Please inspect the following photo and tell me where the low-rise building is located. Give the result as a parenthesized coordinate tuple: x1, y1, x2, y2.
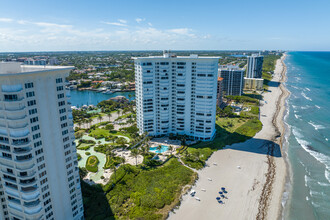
(244, 77, 264, 91)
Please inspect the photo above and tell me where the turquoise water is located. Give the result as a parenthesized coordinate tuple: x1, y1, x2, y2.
(283, 52, 330, 220)
(149, 145, 169, 153)
(69, 90, 135, 107)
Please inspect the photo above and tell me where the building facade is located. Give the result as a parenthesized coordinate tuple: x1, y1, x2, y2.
(217, 77, 223, 107)
(0, 63, 84, 220)
(246, 54, 264, 78)
(134, 52, 219, 141)
(244, 77, 264, 91)
(219, 65, 245, 96)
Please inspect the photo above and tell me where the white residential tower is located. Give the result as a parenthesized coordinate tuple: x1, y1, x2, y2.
(0, 63, 84, 220)
(134, 51, 219, 141)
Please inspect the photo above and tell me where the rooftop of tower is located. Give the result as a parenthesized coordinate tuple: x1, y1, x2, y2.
(132, 50, 220, 60)
(0, 62, 74, 76)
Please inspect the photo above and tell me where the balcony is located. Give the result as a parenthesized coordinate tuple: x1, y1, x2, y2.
(24, 205, 42, 215)
(1, 84, 23, 93)
(13, 147, 32, 155)
(21, 188, 40, 201)
(15, 154, 33, 162)
(3, 97, 24, 102)
(20, 177, 37, 186)
(12, 139, 30, 147)
(4, 106, 26, 112)
(6, 115, 27, 121)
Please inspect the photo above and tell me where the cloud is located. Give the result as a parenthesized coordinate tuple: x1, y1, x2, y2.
(118, 19, 127, 24)
(135, 18, 145, 23)
(0, 17, 214, 51)
(101, 21, 127, 27)
(34, 22, 72, 29)
(0, 18, 13, 22)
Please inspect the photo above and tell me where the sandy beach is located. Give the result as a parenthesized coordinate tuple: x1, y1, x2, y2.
(169, 55, 289, 220)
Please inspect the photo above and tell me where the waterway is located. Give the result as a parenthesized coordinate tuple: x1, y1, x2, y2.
(69, 90, 135, 107)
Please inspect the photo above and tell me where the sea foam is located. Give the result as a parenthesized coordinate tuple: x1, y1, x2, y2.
(308, 121, 325, 130)
(292, 128, 330, 183)
(301, 92, 312, 101)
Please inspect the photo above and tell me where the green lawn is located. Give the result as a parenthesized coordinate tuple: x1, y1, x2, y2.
(89, 128, 131, 141)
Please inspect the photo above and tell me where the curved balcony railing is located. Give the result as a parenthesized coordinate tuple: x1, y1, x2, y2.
(7, 115, 27, 121)
(5, 106, 26, 111)
(8, 123, 29, 130)
(19, 177, 37, 186)
(13, 147, 32, 155)
(3, 97, 25, 102)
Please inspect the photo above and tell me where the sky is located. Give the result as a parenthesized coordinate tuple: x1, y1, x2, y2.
(0, 0, 330, 52)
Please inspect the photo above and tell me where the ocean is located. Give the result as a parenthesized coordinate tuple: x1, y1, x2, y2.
(69, 90, 135, 107)
(282, 52, 330, 220)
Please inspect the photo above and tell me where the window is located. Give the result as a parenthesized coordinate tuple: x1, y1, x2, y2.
(27, 100, 36, 106)
(59, 108, 66, 114)
(25, 82, 34, 89)
(32, 125, 40, 132)
(56, 86, 63, 91)
(61, 123, 67, 128)
(30, 117, 39, 123)
(33, 133, 41, 140)
(35, 149, 43, 156)
(26, 91, 35, 98)
(62, 130, 68, 136)
(63, 136, 69, 143)
(34, 140, 42, 148)
(56, 78, 63, 83)
(4, 94, 18, 101)
(29, 108, 37, 115)
(57, 93, 64, 99)
(60, 115, 67, 121)
(58, 101, 65, 107)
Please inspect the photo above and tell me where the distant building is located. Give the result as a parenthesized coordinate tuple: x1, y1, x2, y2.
(246, 54, 264, 78)
(217, 77, 223, 106)
(244, 77, 264, 91)
(219, 65, 244, 96)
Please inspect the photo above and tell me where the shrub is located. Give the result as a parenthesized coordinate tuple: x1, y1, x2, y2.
(77, 153, 82, 161)
(86, 155, 99, 172)
(85, 152, 91, 156)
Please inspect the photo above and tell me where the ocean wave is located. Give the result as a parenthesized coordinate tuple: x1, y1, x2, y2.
(306, 196, 309, 201)
(292, 105, 297, 109)
(291, 85, 300, 90)
(308, 121, 325, 130)
(294, 114, 301, 119)
(295, 77, 301, 81)
(305, 88, 311, 91)
(301, 105, 311, 109)
(318, 181, 330, 186)
(292, 127, 330, 183)
(315, 105, 321, 109)
(301, 92, 312, 101)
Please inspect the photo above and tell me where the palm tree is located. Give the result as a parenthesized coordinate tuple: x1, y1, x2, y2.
(87, 118, 93, 129)
(157, 145, 162, 154)
(106, 112, 112, 122)
(131, 149, 139, 165)
(168, 145, 174, 156)
(97, 114, 102, 124)
(77, 120, 82, 129)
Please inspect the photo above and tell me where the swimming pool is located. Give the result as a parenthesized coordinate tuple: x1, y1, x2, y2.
(149, 145, 169, 153)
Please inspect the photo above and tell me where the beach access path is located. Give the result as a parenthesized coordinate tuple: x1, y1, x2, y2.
(169, 55, 288, 220)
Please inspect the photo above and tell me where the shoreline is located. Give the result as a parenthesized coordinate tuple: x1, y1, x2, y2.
(169, 54, 288, 220)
